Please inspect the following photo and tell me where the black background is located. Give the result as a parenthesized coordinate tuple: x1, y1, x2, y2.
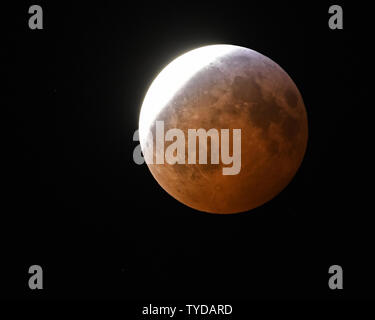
(3, 0, 372, 302)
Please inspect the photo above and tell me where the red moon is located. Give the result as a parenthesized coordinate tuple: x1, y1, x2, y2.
(139, 45, 308, 214)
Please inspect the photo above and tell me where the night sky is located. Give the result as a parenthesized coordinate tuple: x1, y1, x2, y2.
(3, 1, 373, 302)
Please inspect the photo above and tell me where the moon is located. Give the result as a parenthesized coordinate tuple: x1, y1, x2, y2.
(139, 44, 308, 214)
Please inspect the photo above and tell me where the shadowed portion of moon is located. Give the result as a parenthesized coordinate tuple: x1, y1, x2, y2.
(139, 45, 308, 214)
